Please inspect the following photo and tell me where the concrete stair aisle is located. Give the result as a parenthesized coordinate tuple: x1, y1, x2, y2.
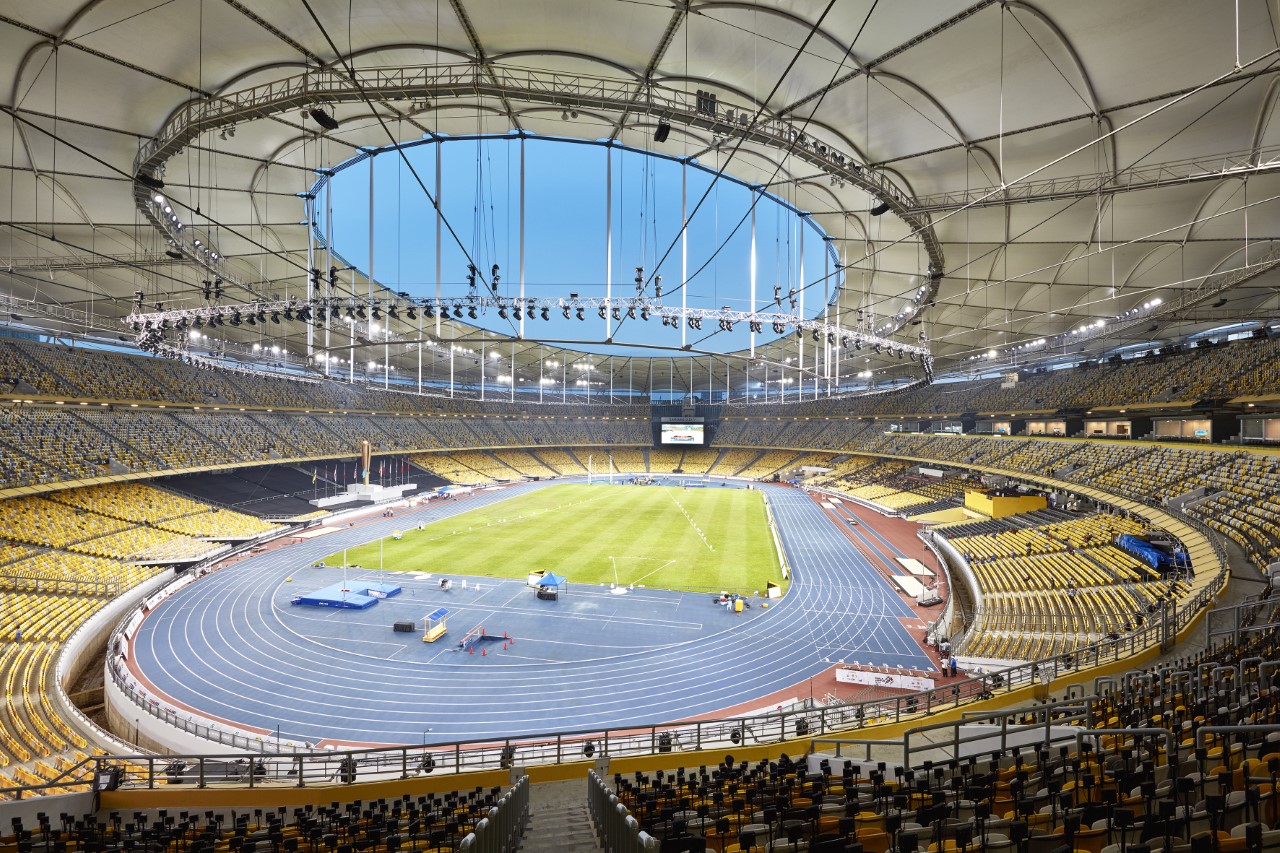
(519, 779, 601, 852)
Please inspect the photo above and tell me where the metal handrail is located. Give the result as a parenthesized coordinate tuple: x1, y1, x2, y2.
(588, 770, 659, 852)
(456, 775, 528, 853)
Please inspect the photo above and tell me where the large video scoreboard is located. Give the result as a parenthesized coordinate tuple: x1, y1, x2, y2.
(659, 423, 705, 445)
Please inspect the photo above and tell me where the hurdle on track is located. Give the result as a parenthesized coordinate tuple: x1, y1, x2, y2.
(458, 625, 511, 654)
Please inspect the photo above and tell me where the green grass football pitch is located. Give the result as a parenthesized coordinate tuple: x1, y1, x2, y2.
(327, 483, 784, 593)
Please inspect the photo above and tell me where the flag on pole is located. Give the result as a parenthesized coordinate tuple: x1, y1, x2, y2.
(311, 468, 317, 484)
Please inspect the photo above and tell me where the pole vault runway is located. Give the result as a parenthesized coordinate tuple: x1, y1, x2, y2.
(127, 481, 939, 746)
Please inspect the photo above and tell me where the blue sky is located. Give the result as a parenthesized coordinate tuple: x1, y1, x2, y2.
(318, 135, 839, 357)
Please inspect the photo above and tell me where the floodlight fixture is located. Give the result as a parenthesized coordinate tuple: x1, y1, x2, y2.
(308, 108, 340, 131)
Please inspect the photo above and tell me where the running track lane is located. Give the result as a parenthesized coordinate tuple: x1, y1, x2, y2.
(127, 482, 939, 745)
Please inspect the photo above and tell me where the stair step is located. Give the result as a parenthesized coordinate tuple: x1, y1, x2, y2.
(521, 804, 599, 852)
(517, 779, 602, 853)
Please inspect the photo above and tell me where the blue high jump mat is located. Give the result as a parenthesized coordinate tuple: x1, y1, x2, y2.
(291, 581, 402, 610)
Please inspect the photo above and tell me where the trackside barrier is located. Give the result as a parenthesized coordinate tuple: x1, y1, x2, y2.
(456, 774, 529, 853)
(760, 491, 790, 580)
(588, 770, 658, 852)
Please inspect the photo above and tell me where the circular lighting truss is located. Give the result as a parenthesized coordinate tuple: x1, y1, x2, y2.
(130, 63, 944, 394)
(126, 295, 933, 367)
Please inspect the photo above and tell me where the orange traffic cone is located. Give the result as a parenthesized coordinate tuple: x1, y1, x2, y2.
(469, 646, 474, 655)
(482, 648, 487, 656)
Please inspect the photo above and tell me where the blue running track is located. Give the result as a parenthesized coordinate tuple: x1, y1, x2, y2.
(129, 481, 938, 746)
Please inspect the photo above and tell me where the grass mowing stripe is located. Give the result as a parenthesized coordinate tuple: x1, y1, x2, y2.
(327, 484, 783, 593)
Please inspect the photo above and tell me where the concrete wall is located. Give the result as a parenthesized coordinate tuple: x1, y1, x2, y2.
(0, 792, 96, 828)
(54, 569, 176, 753)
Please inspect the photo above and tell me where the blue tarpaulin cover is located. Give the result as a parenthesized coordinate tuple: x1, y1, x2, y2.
(1116, 533, 1165, 570)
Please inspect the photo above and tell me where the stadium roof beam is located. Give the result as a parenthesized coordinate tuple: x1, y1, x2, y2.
(1, 253, 190, 272)
(907, 144, 1280, 213)
(779, 0, 998, 117)
(0, 293, 130, 338)
(987, 241, 1280, 357)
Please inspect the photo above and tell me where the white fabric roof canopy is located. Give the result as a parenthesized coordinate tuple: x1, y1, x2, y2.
(1, 0, 1279, 395)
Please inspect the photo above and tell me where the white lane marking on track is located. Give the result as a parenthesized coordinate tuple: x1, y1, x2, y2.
(132, 480, 938, 741)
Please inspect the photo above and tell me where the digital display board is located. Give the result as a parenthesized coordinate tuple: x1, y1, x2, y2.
(660, 424, 705, 445)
